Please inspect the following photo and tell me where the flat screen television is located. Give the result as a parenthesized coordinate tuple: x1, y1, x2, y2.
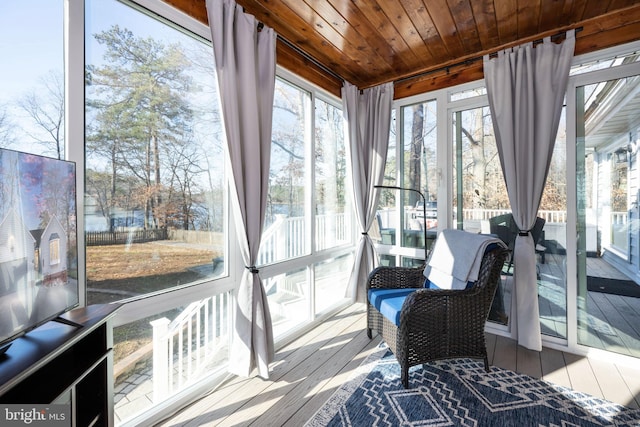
(0, 148, 79, 354)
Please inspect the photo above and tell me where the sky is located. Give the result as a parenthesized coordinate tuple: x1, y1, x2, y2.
(0, 0, 213, 157)
(0, 2, 62, 100)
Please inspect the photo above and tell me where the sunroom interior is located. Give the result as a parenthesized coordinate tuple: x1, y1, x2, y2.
(1, 0, 640, 426)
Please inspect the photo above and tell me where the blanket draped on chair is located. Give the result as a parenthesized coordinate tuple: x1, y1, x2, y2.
(423, 229, 504, 290)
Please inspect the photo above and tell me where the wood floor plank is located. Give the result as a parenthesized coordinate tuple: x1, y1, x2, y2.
(609, 294, 640, 339)
(157, 305, 365, 426)
(588, 357, 638, 407)
(282, 338, 383, 427)
(616, 363, 640, 409)
(563, 352, 604, 399)
(492, 334, 517, 372)
(263, 333, 378, 427)
(590, 292, 640, 357)
(582, 294, 617, 350)
(540, 347, 571, 389)
(516, 346, 542, 379)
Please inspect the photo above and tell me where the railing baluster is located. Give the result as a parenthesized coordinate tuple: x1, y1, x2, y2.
(151, 318, 170, 402)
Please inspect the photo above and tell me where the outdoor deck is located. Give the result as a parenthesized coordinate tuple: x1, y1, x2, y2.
(537, 253, 640, 358)
(155, 303, 640, 427)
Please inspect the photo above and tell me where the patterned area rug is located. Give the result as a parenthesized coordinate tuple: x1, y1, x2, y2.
(305, 344, 640, 427)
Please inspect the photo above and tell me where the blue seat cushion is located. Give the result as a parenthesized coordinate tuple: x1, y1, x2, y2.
(368, 288, 417, 326)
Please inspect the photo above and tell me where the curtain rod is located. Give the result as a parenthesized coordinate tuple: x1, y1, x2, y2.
(395, 26, 583, 85)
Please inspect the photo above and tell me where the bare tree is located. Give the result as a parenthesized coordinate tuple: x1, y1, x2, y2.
(18, 71, 65, 159)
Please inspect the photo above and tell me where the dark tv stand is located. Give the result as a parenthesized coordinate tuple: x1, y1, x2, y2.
(0, 304, 121, 427)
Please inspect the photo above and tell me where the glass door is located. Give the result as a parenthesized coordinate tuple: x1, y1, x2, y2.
(451, 100, 568, 333)
(451, 103, 512, 324)
(576, 73, 640, 357)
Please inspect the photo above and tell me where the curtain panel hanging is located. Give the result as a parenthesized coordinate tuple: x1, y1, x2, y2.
(343, 82, 394, 303)
(484, 30, 575, 351)
(207, 0, 276, 378)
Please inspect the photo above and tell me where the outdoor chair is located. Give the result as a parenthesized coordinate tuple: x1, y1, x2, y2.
(489, 214, 546, 272)
(366, 230, 509, 388)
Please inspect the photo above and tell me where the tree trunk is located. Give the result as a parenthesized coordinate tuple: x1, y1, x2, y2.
(409, 105, 424, 207)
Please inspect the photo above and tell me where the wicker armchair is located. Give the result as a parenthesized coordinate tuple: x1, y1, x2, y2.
(366, 246, 509, 388)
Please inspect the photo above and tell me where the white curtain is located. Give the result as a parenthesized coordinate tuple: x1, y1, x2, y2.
(207, 0, 276, 378)
(484, 30, 575, 351)
(343, 81, 394, 303)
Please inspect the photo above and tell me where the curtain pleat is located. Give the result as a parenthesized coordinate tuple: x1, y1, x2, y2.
(207, 0, 276, 378)
(484, 30, 575, 351)
(342, 82, 394, 303)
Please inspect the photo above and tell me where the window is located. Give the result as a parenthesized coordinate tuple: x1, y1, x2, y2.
(0, 0, 64, 158)
(452, 105, 506, 232)
(49, 235, 60, 265)
(314, 98, 348, 252)
(401, 100, 437, 258)
(260, 78, 311, 265)
(85, 1, 228, 423)
(576, 72, 640, 356)
(376, 101, 437, 267)
(314, 253, 353, 315)
(85, 0, 226, 306)
(259, 75, 352, 340)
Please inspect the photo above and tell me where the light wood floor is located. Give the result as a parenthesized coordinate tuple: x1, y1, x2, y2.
(155, 303, 640, 427)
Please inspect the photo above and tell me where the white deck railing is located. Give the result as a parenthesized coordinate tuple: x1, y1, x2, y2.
(258, 213, 348, 265)
(460, 208, 568, 223)
(150, 290, 231, 402)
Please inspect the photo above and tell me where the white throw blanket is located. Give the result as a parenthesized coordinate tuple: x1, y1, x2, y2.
(423, 229, 505, 290)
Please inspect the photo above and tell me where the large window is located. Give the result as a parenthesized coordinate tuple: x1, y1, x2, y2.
(451, 104, 506, 232)
(377, 100, 437, 266)
(85, 0, 226, 306)
(450, 99, 512, 325)
(260, 76, 352, 340)
(85, 1, 228, 423)
(260, 78, 311, 265)
(576, 69, 640, 357)
(314, 97, 348, 252)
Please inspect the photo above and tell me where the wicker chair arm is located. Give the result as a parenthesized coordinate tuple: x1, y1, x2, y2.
(400, 287, 482, 319)
(366, 265, 426, 291)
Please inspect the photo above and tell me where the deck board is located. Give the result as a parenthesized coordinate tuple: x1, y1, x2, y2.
(155, 304, 640, 426)
(562, 352, 604, 400)
(588, 357, 638, 408)
(616, 363, 640, 409)
(537, 253, 640, 358)
(540, 347, 571, 388)
(516, 346, 543, 378)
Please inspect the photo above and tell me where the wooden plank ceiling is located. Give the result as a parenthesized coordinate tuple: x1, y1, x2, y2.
(165, 0, 640, 98)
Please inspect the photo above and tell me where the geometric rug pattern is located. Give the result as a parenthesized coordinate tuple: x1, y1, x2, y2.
(305, 344, 640, 427)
